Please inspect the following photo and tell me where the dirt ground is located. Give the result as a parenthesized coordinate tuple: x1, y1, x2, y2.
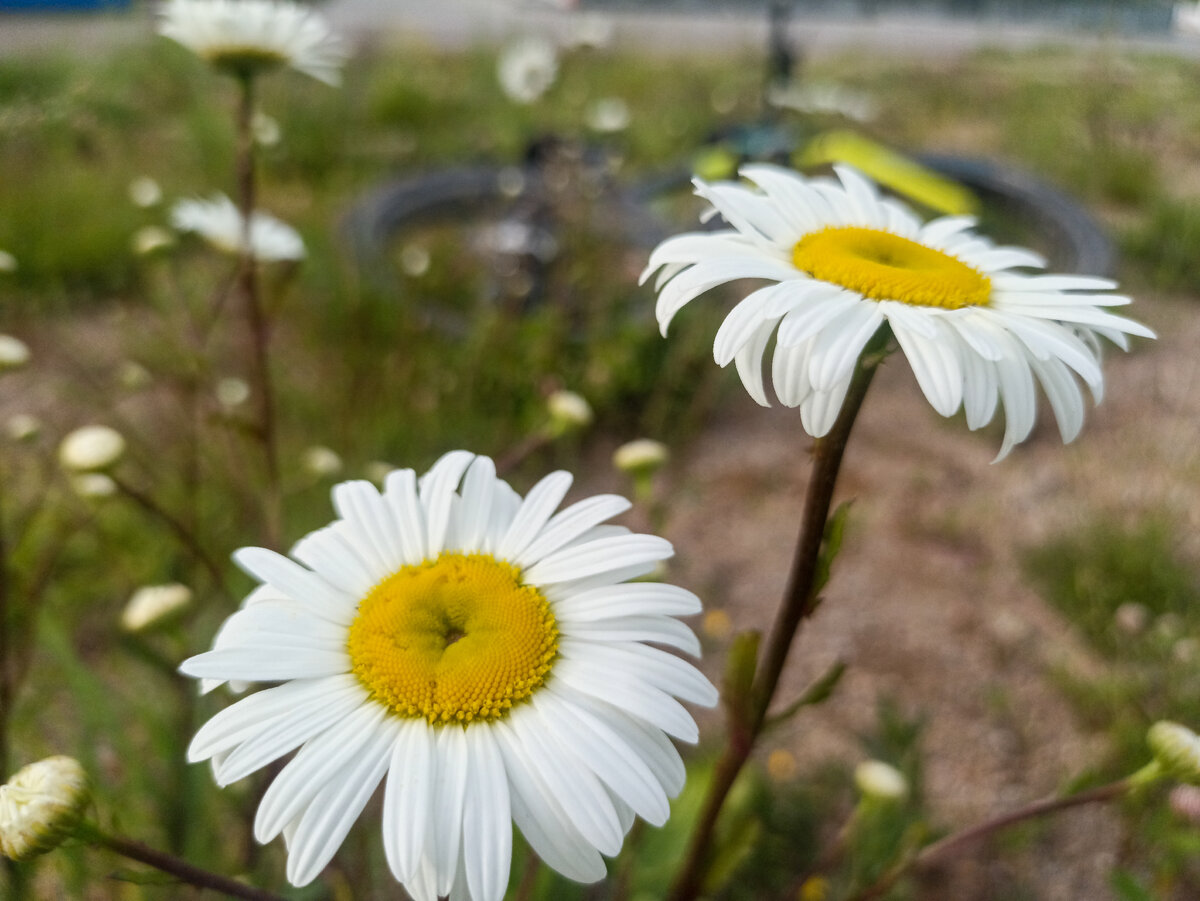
(655, 292, 1200, 899)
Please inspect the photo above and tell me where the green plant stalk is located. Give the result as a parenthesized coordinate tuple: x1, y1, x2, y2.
(667, 356, 880, 901)
(0, 468, 11, 781)
(846, 777, 1133, 901)
(235, 73, 282, 551)
(79, 822, 286, 901)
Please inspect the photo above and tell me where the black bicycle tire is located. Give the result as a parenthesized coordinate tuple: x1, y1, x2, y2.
(913, 153, 1116, 278)
(628, 155, 1115, 277)
(341, 162, 667, 333)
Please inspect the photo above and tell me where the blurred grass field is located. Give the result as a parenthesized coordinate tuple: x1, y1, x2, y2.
(1, 31, 1199, 900)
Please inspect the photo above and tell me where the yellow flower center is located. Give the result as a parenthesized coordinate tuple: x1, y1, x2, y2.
(347, 553, 558, 725)
(791, 226, 992, 310)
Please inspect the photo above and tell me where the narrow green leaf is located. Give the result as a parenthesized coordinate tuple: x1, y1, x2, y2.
(814, 501, 853, 596)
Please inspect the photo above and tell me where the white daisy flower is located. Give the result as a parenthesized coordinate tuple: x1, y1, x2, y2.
(181, 451, 716, 899)
(497, 37, 559, 105)
(158, 0, 346, 86)
(642, 165, 1155, 460)
(172, 194, 305, 263)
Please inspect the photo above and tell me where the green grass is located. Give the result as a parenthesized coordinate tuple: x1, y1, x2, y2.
(1, 32, 1198, 900)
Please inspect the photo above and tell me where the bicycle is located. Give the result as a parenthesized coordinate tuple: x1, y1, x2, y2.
(341, 1, 1115, 331)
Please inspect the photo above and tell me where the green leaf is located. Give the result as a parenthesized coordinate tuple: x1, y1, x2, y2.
(763, 659, 847, 733)
(1109, 868, 1160, 901)
(814, 502, 853, 596)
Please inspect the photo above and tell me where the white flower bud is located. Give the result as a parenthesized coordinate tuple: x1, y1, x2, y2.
(216, 377, 251, 409)
(302, 446, 342, 478)
(854, 760, 909, 803)
(613, 438, 668, 477)
(0, 250, 16, 273)
(71, 474, 117, 499)
(251, 111, 282, 147)
(1148, 721, 1200, 785)
(547, 390, 593, 434)
(5, 414, 41, 443)
(132, 226, 175, 257)
(122, 583, 193, 633)
(58, 426, 125, 472)
(128, 176, 163, 208)
(0, 335, 31, 372)
(586, 97, 631, 134)
(0, 756, 90, 861)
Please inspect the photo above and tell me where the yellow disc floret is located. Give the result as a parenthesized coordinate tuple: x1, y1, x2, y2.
(347, 553, 558, 725)
(792, 226, 992, 310)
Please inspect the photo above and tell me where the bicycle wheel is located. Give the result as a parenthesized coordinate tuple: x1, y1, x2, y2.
(341, 143, 664, 339)
(629, 153, 1115, 278)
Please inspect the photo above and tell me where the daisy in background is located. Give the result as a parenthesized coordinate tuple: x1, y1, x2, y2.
(497, 36, 559, 104)
(642, 164, 1154, 460)
(181, 451, 716, 901)
(172, 194, 305, 263)
(158, 0, 346, 86)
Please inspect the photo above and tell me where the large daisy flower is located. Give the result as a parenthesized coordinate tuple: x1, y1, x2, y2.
(181, 451, 716, 900)
(642, 165, 1154, 460)
(158, 0, 346, 86)
(171, 194, 305, 263)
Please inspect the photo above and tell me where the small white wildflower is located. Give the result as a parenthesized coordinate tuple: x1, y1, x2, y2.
(302, 445, 342, 478)
(399, 244, 431, 277)
(0, 251, 16, 273)
(158, 0, 347, 86)
(5, 414, 41, 443)
(497, 37, 558, 104)
(132, 226, 175, 257)
(252, 110, 282, 147)
(0, 757, 90, 862)
(0, 335, 31, 372)
(122, 583, 193, 633)
(585, 97, 630, 133)
(128, 176, 163, 208)
(613, 438, 669, 477)
(172, 194, 305, 263)
(215, 376, 251, 409)
(854, 760, 909, 802)
(71, 474, 118, 499)
(58, 425, 126, 472)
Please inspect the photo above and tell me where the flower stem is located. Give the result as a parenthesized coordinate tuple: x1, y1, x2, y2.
(235, 74, 282, 550)
(80, 823, 286, 901)
(667, 358, 880, 901)
(846, 778, 1131, 901)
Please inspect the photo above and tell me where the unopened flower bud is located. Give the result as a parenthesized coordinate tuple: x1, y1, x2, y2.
(132, 226, 175, 257)
(1148, 721, 1200, 785)
(122, 583, 193, 633)
(215, 376, 251, 409)
(6, 414, 41, 443)
(59, 426, 125, 472)
(0, 756, 90, 861)
(128, 176, 163, 208)
(0, 335, 31, 372)
(251, 111, 282, 147)
(854, 760, 909, 803)
(0, 250, 16, 273)
(71, 473, 117, 499)
(302, 445, 343, 478)
(613, 438, 668, 478)
(547, 390, 593, 435)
